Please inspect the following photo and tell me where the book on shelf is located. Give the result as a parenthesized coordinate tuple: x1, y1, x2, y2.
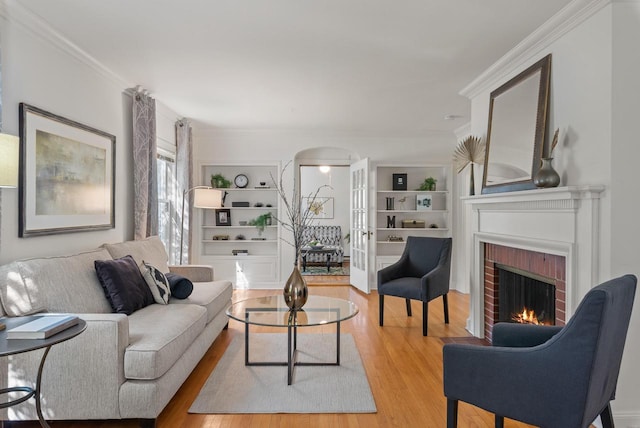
(6, 315, 79, 340)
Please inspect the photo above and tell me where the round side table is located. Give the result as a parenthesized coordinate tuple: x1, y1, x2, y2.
(0, 316, 87, 428)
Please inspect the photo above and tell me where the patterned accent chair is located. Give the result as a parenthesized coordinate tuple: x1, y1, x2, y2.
(300, 225, 345, 265)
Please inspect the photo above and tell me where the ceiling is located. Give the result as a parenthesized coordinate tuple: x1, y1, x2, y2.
(17, 0, 572, 135)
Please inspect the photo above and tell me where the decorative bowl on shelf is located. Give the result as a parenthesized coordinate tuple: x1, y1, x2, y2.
(310, 245, 324, 250)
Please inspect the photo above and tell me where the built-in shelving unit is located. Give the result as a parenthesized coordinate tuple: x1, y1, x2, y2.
(193, 163, 280, 288)
(375, 165, 452, 270)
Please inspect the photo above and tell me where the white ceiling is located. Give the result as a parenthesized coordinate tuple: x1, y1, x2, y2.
(17, 0, 572, 135)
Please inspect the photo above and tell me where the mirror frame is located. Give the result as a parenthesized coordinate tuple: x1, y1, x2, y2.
(481, 54, 551, 194)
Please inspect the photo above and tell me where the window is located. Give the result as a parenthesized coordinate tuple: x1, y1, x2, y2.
(157, 150, 179, 264)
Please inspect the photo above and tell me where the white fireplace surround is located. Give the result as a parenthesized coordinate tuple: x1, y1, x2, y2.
(463, 186, 605, 338)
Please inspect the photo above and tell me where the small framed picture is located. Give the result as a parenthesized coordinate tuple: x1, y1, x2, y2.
(215, 209, 231, 226)
(416, 194, 433, 211)
(392, 173, 408, 191)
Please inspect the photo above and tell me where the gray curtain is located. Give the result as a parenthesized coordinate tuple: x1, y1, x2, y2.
(175, 118, 193, 263)
(132, 90, 158, 240)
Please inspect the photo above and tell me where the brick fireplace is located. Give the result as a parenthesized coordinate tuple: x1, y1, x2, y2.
(483, 243, 566, 341)
(463, 186, 604, 339)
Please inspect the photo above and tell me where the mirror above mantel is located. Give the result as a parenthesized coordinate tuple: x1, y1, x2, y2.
(481, 54, 551, 194)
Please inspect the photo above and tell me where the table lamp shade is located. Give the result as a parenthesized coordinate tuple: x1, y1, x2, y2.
(193, 188, 222, 208)
(0, 133, 19, 188)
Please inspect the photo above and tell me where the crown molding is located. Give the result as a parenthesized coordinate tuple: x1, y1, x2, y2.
(459, 0, 611, 99)
(0, 0, 132, 90)
(453, 122, 472, 141)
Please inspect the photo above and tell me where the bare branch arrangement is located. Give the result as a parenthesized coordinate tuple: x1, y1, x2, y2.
(269, 162, 330, 263)
(548, 128, 560, 158)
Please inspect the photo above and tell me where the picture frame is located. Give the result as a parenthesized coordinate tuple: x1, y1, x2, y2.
(392, 173, 407, 190)
(416, 194, 433, 211)
(18, 103, 116, 237)
(303, 197, 334, 219)
(215, 208, 231, 226)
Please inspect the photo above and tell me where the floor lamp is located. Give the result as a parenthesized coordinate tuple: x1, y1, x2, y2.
(179, 186, 222, 264)
(0, 133, 19, 330)
(0, 133, 19, 189)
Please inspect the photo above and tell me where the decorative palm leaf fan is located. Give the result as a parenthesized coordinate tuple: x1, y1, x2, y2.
(453, 136, 485, 195)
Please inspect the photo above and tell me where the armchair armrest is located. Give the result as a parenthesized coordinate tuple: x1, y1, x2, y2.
(421, 262, 450, 300)
(492, 322, 563, 347)
(377, 255, 409, 285)
(168, 264, 214, 282)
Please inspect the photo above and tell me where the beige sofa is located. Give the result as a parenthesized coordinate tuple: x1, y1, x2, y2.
(0, 236, 232, 427)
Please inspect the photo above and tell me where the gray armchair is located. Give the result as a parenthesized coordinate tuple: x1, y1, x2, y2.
(377, 236, 452, 336)
(443, 274, 637, 428)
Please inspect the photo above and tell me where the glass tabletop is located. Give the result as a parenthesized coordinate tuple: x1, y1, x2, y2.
(226, 295, 359, 327)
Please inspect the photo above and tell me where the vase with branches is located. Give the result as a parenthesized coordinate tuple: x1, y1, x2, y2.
(269, 162, 330, 310)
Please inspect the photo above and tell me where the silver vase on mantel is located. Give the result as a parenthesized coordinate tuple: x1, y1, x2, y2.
(534, 157, 560, 188)
(283, 264, 308, 310)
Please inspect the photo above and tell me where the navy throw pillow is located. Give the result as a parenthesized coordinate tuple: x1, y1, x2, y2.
(95, 255, 155, 315)
(165, 273, 194, 299)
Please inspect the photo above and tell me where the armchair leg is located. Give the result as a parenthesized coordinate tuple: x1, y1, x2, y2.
(406, 298, 412, 316)
(600, 403, 615, 428)
(422, 301, 428, 336)
(379, 295, 384, 327)
(443, 293, 450, 324)
(495, 415, 504, 428)
(447, 399, 458, 428)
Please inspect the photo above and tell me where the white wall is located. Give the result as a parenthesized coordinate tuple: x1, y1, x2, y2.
(463, 1, 640, 423)
(0, 12, 132, 263)
(609, 0, 640, 423)
(0, 11, 182, 265)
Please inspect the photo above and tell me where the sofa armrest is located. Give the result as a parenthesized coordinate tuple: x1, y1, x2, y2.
(168, 264, 214, 282)
(7, 313, 129, 420)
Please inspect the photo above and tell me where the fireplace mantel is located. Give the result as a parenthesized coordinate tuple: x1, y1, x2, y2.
(463, 185, 605, 337)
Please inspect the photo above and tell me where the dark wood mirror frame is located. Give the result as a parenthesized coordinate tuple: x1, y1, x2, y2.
(481, 54, 551, 194)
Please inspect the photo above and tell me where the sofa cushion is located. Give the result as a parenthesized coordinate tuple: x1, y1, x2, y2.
(95, 256, 155, 315)
(0, 248, 114, 316)
(102, 236, 170, 274)
(170, 280, 233, 323)
(141, 262, 171, 304)
(124, 303, 207, 380)
(165, 273, 193, 299)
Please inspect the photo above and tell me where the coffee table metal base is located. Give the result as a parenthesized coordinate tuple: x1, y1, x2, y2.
(244, 308, 341, 385)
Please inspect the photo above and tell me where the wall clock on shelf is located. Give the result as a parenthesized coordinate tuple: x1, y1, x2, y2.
(234, 174, 249, 188)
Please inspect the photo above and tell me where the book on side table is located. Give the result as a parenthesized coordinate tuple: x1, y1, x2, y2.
(6, 315, 79, 340)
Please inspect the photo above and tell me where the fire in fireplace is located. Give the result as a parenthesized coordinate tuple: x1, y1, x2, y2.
(497, 265, 556, 326)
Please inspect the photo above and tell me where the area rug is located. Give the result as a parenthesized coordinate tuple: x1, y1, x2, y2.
(301, 265, 350, 276)
(189, 333, 376, 414)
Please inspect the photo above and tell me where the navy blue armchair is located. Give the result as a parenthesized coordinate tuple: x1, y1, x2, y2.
(378, 236, 452, 336)
(443, 274, 637, 428)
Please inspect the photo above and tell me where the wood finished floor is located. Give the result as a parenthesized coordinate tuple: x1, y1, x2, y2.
(12, 280, 542, 428)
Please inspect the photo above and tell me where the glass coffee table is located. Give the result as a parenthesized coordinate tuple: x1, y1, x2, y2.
(226, 295, 358, 385)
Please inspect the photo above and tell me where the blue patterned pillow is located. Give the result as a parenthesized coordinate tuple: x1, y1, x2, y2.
(141, 261, 171, 304)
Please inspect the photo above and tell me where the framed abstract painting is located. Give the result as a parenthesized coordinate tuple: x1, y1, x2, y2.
(18, 103, 116, 237)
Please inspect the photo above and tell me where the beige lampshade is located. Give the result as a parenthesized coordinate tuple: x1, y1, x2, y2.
(0, 133, 19, 188)
(193, 188, 222, 208)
